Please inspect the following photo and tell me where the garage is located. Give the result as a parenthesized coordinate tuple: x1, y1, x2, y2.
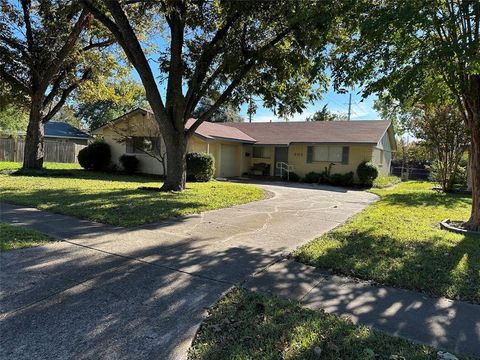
(220, 144, 238, 177)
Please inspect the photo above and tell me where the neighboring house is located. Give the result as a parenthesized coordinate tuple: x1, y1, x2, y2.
(93, 108, 396, 180)
(0, 122, 91, 163)
(43, 122, 91, 145)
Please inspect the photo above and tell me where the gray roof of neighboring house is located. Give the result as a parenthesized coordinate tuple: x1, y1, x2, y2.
(44, 122, 90, 139)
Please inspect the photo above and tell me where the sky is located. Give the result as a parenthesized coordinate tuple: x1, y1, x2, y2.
(238, 87, 380, 122)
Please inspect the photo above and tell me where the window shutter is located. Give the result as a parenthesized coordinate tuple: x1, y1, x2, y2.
(307, 146, 313, 163)
(342, 146, 349, 164)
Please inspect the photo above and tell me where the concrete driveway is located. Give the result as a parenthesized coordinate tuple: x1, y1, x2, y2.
(0, 182, 377, 360)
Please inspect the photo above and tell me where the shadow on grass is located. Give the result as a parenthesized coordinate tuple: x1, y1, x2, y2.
(190, 288, 438, 360)
(297, 226, 480, 303)
(380, 191, 472, 209)
(1, 187, 204, 226)
(8, 168, 164, 184)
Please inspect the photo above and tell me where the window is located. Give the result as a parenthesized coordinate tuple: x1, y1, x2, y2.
(126, 137, 161, 155)
(307, 145, 349, 164)
(252, 146, 270, 159)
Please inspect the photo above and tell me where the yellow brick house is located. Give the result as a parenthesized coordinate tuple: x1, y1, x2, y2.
(93, 108, 396, 180)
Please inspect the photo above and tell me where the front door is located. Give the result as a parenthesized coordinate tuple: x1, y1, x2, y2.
(220, 144, 237, 177)
(274, 146, 288, 176)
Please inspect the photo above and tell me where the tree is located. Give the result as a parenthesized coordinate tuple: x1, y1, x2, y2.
(0, 0, 114, 169)
(332, 0, 480, 230)
(76, 78, 148, 130)
(80, 0, 342, 191)
(0, 104, 29, 135)
(192, 98, 243, 123)
(413, 105, 469, 191)
(306, 104, 347, 121)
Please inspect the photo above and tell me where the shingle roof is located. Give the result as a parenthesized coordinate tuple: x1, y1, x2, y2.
(45, 122, 90, 139)
(93, 108, 392, 146)
(185, 118, 256, 143)
(224, 120, 392, 145)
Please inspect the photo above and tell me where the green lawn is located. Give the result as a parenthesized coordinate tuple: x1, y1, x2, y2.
(0, 223, 53, 252)
(372, 175, 402, 189)
(188, 288, 443, 360)
(0, 162, 264, 226)
(295, 181, 480, 303)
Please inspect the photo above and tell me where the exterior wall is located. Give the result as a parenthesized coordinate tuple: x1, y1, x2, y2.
(101, 112, 167, 175)
(249, 145, 275, 176)
(372, 132, 393, 176)
(101, 113, 246, 177)
(99, 112, 394, 179)
(46, 137, 89, 146)
(287, 143, 374, 180)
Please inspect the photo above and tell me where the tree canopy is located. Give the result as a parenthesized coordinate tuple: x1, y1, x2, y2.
(81, 0, 343, 190)
(332, 0, 480, 230)
(76, 78, 148, 130)
(0, 0, 118, 168)
(306, 105, 347, 121)
(192, 98, 244, 123)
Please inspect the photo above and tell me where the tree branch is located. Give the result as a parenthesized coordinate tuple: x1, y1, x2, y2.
(184, 12, 241, 117)
(41, 10, 91, 90)
(81, 0, 167, 122)
(186, 25, 294, 137)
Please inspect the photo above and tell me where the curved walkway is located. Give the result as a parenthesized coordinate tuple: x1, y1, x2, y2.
(3, 183, 476, 359)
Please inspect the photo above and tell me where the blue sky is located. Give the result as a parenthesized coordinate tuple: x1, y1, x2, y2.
(238, 87, 380, 122)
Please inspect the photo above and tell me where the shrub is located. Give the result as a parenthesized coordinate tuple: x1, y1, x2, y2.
(303, 171, 321, 183)
(120, 155, 140, 174)
(282, 171, 300, 182)
(186, 152, 215, 182)
(328, 172, 354, 187)
(357, 161, 378, 186)
(78, 142, 111, 171)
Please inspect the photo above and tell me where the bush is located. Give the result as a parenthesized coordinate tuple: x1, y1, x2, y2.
(78, 142, 111, 171)
(282, 171, 300, 182)
(328, 172, 354, 187)
(120, 155, 140, 174)
(186, 152, 215, 182)
(303, 171, 321, 183)
(357, 161, 379, 186)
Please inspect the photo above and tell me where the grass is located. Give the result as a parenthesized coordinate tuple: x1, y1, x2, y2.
(188, 288, 444, 360)
(0, 223, 52, 252)
(295, 181, 480, 303)
(0, 162, 264, 227)
(372, 175, 402, 189)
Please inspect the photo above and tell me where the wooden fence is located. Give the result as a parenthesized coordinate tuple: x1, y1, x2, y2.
(0, 138, 85, 163)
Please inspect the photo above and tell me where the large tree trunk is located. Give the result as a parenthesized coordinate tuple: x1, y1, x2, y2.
(465, 120, 480, 231)
(161, 131, 187, 191)
(22, 99, 45, 170)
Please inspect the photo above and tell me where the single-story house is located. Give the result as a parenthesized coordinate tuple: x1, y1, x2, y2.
(43, 122, 91, 145)
(0, 122, 91, 163)
(93, 108, 396, 180)
(0, 121, 91, 145)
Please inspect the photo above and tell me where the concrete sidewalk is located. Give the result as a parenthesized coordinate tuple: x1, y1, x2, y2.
(245, 259, 480, 358)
